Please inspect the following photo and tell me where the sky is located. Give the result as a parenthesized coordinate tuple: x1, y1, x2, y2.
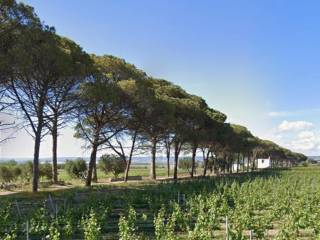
(2, 0, 320, 158)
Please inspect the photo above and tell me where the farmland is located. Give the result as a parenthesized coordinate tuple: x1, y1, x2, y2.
(1, 166, 320, 239)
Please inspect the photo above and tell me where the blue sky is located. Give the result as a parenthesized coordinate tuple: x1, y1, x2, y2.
(2, 0, 320, 157)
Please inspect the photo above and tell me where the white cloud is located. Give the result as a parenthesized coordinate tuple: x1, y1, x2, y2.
(298, 131, 315, 139)
(278, 120, 313, 132)
(268, 108, 320, 118)
(290, 130, 320, 151)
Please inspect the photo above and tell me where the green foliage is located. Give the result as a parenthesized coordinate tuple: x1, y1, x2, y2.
(119, 207, 138, 240)
(154, 206, 177, 240)
(20, 161, 33, 182)
(0, 168, 320, 239)
(154, 207, 166, 240)
(0, 166, 14, 183)
(40, 162, 52, 180)
(178, 157, 198, 174)
(65, 159, 87, 179)
(29, 207, 50, 236)
(82, 210, 101, 240)
(2, 229, 17, 240)
(98, 154, 126, 178)
(47, 222, 60, 240)
(0, 161, 22, 183)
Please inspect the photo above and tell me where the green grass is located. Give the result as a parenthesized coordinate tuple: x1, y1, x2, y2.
(0, 165, 199, 195)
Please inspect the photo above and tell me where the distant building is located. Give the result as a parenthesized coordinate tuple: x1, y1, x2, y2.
(232, 163, 238, 172)
(257, 157, 271, 169)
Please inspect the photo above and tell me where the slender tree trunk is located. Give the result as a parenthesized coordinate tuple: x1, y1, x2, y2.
(251, 154, 255, 171)
(237, 152, 240, 173)
(227, 156, 232, 173)
(51, 115, 58, 184)
(203, 149, 207, 176)
(173, 141, 181, 181)
(150, 138, 157, 180)
(191, 144, 197, 178)
(32, 128, 42, 192)
(92, 160, 98, 183)
(247, 153, 250, 172)
(32, 102, 45, 192)
(223, 155, 227, 173)
(166, 146, 170, 177)
(124, 159, 131, 182)
(124, 132, 137, 182)
(86, 143, 98, 187)
(203, 150, 210, 176)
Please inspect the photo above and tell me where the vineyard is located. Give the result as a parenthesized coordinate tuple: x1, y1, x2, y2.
(1, 167, 320, 240)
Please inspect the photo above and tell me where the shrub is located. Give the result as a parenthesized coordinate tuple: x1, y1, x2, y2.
(20, 161, 33, 182)
(11, 166, 22, 181)
(0, 166, 14, 183)
(1, 160, 18, 167)
(0, 160, 20, 182)
(178, 157, 198, 175)
(98, 154, 126, 178)
(65, 159, 87, 179)
(40, 162, 53, 180)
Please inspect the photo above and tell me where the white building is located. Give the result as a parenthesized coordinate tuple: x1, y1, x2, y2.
(257, 157, 271, 169)
(232, 163, 238, 172)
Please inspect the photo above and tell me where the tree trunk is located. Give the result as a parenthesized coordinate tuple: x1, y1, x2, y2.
(173, 141, 181, 181)
(203, 150, 210, 177)
(191, 144, 197, 178)
(227, 156, 232, 173)
(166, 145, 170, 178)
(202, 149, 207, 177)
(86, 143, 98, 187)
(32, 96, 46, 192)
(150, 138, 157, 180)
(92, 160, 98, 183)
(124, 132, 137, 182)
(124, 158, 131, 182)
(32, 129, 42, 192)
(223, 155, 227, 173)
(251, 154, 255, 171)
(237, 152, 240, 173)
(51, 116, 58, 184)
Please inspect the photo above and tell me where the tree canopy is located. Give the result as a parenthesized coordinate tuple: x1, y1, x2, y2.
(0, 0, 308, 191)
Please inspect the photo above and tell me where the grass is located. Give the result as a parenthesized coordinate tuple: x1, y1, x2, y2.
(0, 164, 201, 197)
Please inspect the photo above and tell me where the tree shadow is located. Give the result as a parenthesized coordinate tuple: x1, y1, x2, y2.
(0, 168, 284, 204)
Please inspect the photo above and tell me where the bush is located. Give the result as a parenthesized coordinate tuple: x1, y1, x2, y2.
(11, 166, 22, 181)
(0, 166, 14, 183)
(98, 154, 126, 178)
(65, 159, 87, 179)
(20, 161, 33, 182)
(0, 162, 22, 183)
(40, 162, 52, 180)
(178, 157, 198, 175)
(1, 160, 18, 167)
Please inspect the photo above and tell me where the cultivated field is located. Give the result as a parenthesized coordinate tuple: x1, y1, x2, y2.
(1, 166, 320, 239)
